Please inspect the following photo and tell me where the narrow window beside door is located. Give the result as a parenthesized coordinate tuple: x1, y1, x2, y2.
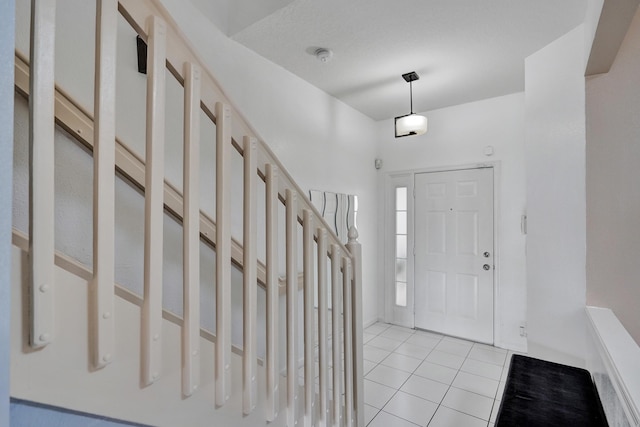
(395, 187, 408, 307)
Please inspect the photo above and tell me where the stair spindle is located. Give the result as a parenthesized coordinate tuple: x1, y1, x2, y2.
(286, 189, 299, 427)
(331, 244, 342, 427)
(265, 163, 280, 422)
(303, 209, 315, 427)
(141, 14, 167, 387)
(28, 0, 56, 350)
(215, 101, 232, 406)
(182, 61, 201, 397)
(243, 136, 258, 414)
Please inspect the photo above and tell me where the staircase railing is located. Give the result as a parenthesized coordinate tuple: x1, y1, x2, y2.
(16, 0, 364, 425)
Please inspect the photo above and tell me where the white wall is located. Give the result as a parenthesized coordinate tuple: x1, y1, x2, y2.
(376, 92, 528, 351)
(524, 25, 588, 366)
(586, 5, 640, 345)
(1, 0, 15, 423)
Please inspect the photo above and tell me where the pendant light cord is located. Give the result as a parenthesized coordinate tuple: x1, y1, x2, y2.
(409, 80, 414, 114)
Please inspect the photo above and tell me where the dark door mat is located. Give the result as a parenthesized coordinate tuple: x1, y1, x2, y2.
(495, 355, 608, 427)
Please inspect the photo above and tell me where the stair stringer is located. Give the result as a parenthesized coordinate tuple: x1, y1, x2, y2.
(9, 243, 300, 427)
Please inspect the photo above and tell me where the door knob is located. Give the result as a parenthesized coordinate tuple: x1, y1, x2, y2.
(483, 252, 490, 258)
(483, 264, 491, 271)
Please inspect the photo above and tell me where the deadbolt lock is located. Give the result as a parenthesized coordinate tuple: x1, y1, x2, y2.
(483, 252, 490, 258)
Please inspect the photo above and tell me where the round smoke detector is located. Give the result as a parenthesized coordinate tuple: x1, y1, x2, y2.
(315, 48, 333, 63)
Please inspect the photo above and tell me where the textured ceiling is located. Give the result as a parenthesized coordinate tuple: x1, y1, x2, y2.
(193, 0, 587, 121)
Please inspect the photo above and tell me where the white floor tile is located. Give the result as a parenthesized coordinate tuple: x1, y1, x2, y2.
(395, 342, 434, 360)
(364, 345, 392, 363)
(381, 328, 414, 342)
(460, 358, 503, 381)
(500, 364, 510, 381)
(452, 371, 499, 398)
(366, 364, 412, 389)
(369, 410, 421, 427)
(435, 339, 473, 358)
(472, 342, 508, 354)
(428, 406, 487, 427)
(363, 323, 509, 427)
(468, 347, 507, 367)
(363, 332, 377, 344)
(495, 381, 506, 401)
(363, 359, 377, 376)
(364, 404, 380, 426)
(366, 323, 391, 335)
(400, 374, 449, 404)
(381, 353, 423, 373)
(441, 387, 493, 420)
(442, 336, 475, 346)
(407, 334, 441, 349)
(383, 391, 438, 426)
(490, 401, 500, 423)
(364, 379, 396, 409)
(414, 360, 458, 385)
(426, 350, 466, 370)
(368, 336, 404, 352)
(414, 330, 444, 340)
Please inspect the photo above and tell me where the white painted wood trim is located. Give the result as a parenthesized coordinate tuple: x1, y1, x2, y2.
(342, 257, 354, 427)
(302, 209, 315, 427)
(317, 229, 329, 427)
(182, 61, 201, 397)
(587, 307, 640, 426)
(215, 102, 232, 406)
(28, 0, 56, 349)
(285, 189, 299, 427)
(330, 244, 342, 427)
(92, 0, 118, 370)
(243, 136, 258, 414)
(265, 163, 280, 422)
(141, 14, 167, 387)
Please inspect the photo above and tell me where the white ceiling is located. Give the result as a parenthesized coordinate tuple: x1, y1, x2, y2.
(190, 0, 587, 121)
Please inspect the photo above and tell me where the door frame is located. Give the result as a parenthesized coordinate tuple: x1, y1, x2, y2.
(384, 162, 502, 345)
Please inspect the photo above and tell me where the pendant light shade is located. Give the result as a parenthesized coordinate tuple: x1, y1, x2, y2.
(394, 71, 428, 138)
(395, 113, 428, 137)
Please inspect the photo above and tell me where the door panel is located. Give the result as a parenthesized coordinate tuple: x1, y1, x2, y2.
(414, 168, 494, 343)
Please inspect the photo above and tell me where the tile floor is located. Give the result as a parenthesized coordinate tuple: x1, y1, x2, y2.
(363, 322, 517, 427)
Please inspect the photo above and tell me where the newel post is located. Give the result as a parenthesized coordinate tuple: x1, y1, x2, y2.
(346, 226, 364, 427)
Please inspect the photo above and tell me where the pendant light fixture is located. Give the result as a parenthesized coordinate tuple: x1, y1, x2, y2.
(394, 71, 428, 138)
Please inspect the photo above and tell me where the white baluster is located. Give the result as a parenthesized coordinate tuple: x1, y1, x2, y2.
(346, 227, 364, 427)
(342, 257, 354, 427)
(141, 15, 166, 386)
(93, 0, 118, 369)
(215, 102, 232, 406)
(182, 62, 201, 397)
(331, 244, 342, 427)
(317, 229, 329, 427)
(286, 189, 298, 427)
(265, 163, 280, 421)
(29, 0, 56, 349)
(302, 210, 315, 427)
(243, 136, 258, 414)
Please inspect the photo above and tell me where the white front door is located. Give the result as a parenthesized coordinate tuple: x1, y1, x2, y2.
(414, 168, 494, 343)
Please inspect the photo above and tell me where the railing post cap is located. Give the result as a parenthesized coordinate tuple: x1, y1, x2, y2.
(348, 226, 359, 243)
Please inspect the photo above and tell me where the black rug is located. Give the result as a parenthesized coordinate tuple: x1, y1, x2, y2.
(495, 355, 608, 427)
